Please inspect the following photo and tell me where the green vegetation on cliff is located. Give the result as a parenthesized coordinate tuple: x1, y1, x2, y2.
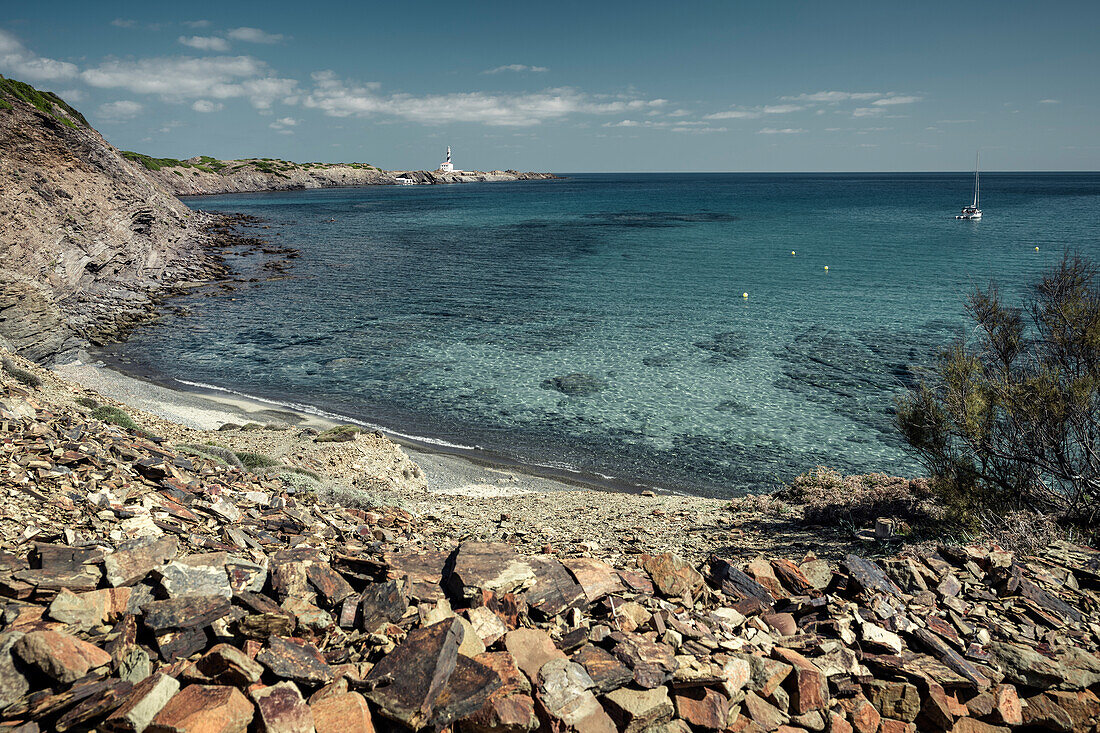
(0, 75, 88, 127)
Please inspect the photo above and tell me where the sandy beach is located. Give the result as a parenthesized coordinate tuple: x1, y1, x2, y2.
(46, 355, 853, 564)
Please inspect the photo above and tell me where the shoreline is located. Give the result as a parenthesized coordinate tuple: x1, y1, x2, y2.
(87, 351, 670, 498)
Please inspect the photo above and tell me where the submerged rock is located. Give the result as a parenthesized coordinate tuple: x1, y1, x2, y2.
(541, 373, 608, 396)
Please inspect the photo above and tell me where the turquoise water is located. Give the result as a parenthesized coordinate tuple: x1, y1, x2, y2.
(110, 173, 1100, 496)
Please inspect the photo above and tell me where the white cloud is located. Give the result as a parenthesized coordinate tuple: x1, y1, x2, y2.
(269, 116, 298, 134)
(937, 119, 975, 124)
(852, 107, 886, 118)
(705, 103, 802, 120)
(667, 108, 692, 117)
(191, 99, 223, 112)
(483, 64, 549, 74)
(183, 20, 211, 29)
(872, 95, 921, 106)
(1039, 98, 1060, 104)
(178, 35, 230, 52)
(603, 119, 726, 133)
(758, 127, 806, 134)
(111, 18, 138, 28)
(227, 27, 284, 44)
(0, 28, 78, 81)
(58, 89, 85, 102)
(782, 91, 881, 103)
(303, 74, 667, 126)
(81, 55, 298, 109)
(96, 100, 143, 121)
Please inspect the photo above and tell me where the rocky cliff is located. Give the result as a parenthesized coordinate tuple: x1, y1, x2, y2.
(0, 77, 224, 361)
(133, 154, 557, 196)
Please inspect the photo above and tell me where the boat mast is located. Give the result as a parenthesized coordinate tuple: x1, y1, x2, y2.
(973, 151, 980, 208)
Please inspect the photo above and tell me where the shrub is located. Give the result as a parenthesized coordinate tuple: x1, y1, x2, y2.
(778, 466, 932, 525)
(314, 424, 365, 443)
(897, 254, 1100, 527)
(2, 358, 41, 388)
(235, 451, 280, 470)
(178, 443, 244, 469)
(75, 396, 99, 408)
(0, 76, 88, 126)
(91, 405, 138, 431)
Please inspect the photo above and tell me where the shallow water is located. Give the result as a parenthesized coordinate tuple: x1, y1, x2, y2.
(109, 173, 1100, 496)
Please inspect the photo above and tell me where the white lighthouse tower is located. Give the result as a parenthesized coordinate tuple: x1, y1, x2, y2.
(438, 146, 454, 172)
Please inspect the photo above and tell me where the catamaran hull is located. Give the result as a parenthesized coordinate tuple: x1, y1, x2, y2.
(955, 212, 982, 220)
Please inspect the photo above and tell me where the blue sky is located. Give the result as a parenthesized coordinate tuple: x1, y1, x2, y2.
(2, 1, 1097, 171)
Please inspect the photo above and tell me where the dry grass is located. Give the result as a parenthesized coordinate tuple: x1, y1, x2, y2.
(777, 466, 935, 525)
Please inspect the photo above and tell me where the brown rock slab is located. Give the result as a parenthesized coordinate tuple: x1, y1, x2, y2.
(561, 557, 625, 602)
(466, 651, 539, 733)
(47, 587, 110, 629)
(525, 556, 586, 618)
(641, 553, 704, 598)
(864, 680, 919, 723)
(253, 682, 314, 733)
(772, 647, 827, 715)
(572, 644, 633, 694)
(195, 644, 264, 686)
(0, 632, 30, 709)
(105, 536, 179, 587)
(674, 687, 729, 730)
(990, 684, 1022, 726)
(1020, 693, 1074, 732)
(447, 542, 537, 600)
(13, 628, 112, 683)
(504, 627, 567, 682)
(467, 605, 509, 646)
(535, 658, 616, 733)
(386, 550, 449, 602)
(603, 685, 675, 733)
(611, 633, 677, 689)
(257, 636, 334, 687)
(103, 671, 181, 733)
(842, 554, 902, 597)
(305, 562, 356, 608)
(710, 558, 775, 604)
(358, 580, 408, 633)
(743, 690, 789, 731)
(147, 684, 254, 733)
(311, 692, 375, 733)
(950, 719, 1010, 733)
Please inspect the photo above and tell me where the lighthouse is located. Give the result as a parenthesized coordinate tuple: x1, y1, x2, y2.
(438, 146, 454, 172)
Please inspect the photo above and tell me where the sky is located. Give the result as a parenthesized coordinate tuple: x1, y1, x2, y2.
(2, 1, 1097, 172)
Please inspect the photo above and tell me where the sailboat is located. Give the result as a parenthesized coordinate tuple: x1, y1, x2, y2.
(955, 152, 982, 220)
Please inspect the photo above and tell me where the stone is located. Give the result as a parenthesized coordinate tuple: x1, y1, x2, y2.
(0, 632, 30, 709)
(306, 562, 356, 608)
(1046, 690, 1100, 731)
(103, 671, 181, 733)
(864, 680, 919, 723)
(467, 605, 509, 646)
(842, 555, 902, 597)
(457, 615, 487, 657)
(674, 687, 729, 730)
(736, 654, 792, 697)
(253, 682, 314, 733)
(711, 559, 776, 604)
(770, 559, 815, 595)
(13, 628, 112, 683)
(772, 647, 828, 715)
(386, 550, 449, 602)
(641, 553, 704, 597)
(949, 720, 1009, 733)
(535, 658, 616, 733)
(562, 557, 626, 602)
(745, 557, 788, 599)
(504, 627, 567, 681)
(611, 633, 677, 689)
(105, 536, 179, 587)
(195, 644, 264, 686)
(989, 684, 1022, 726)
(357, 580, 408, 632)
(860, 620, 903, 655)
(447, 542, 537, 599)
(743, 690, 789, 731)
(142, 596, 233, 632)
(257, 636, 334, 687)
(47, 587, 110, 629)
(364, 618, 500, 729)
(311, 692, 375, 733)
(603, 686, 675, 733)
(799, 559, 832, 590)
(572, 644, 633, 694)
(525, 556, 587, 618)
(849, 696, 880, 733)
(828, 712, 854, 733)
(762, 612, 797, 636)
(466, 651, 539, 733)
(147, 684, 254, 733)
(912, 628, 990, 690)
(1020, 693, 1074, 732)
(877, 720, 914, 733)
(155, 561, 231, 598)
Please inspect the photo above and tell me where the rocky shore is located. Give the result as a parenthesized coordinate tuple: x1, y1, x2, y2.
(132, 155, 558, 197)
(2, 353, 1100, 733)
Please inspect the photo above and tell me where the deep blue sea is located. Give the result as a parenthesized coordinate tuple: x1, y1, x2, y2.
(109, 173, 1100, 496)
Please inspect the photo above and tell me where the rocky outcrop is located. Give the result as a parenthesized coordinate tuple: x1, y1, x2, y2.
(3, 366, 1100, 733)
(139, 157, 557, 196)
(0, 80, 225, 360)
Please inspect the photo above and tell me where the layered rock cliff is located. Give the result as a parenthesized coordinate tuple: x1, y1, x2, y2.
(0, 77, 223, 361)
(133, 154, 557, 196)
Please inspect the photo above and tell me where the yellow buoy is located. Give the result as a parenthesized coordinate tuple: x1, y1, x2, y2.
(742, 292, 749, 299)
(791, 251, 796, 256)
(1035, 246, 1040, 251)
(824, 265, 829, 271)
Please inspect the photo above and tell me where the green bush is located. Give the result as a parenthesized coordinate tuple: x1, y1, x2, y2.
(121, 151, 187, 171)
(75, 396, 99, 408)
(0, 75, 87, 126)
(177, 443, 244, 469)
(91, 405, 138, 431)
(897, 254, 1100, 527)
(2, 359, 41, 388)
(235, 451, 280, 470)
(313, 424, 365, 443)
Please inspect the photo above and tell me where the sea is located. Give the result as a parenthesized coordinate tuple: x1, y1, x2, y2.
(105, 172, 1100, 497)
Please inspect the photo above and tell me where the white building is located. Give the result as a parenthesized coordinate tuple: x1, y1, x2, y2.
(438, 146, 454, 172)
